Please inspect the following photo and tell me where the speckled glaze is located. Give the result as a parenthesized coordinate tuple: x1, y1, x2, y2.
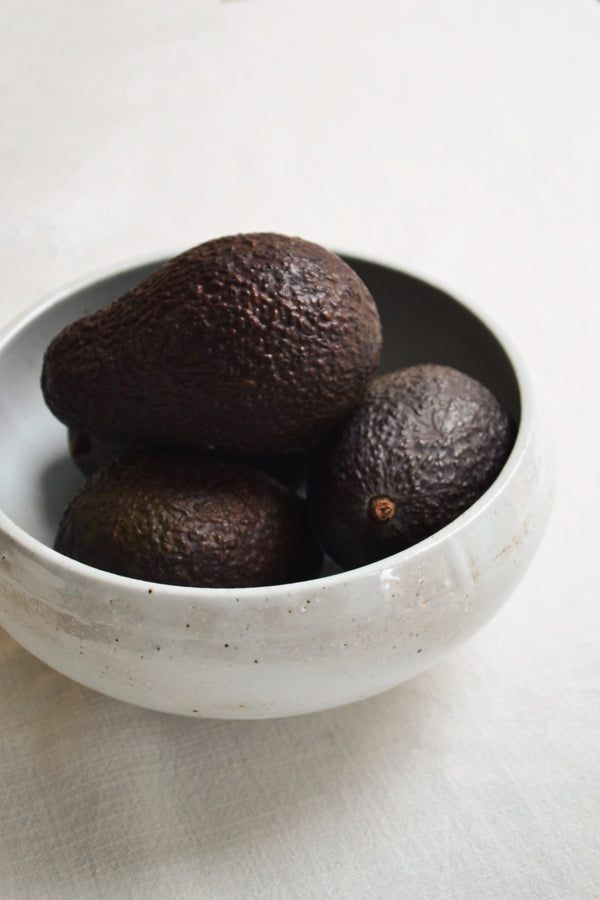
(0, 253, 554, 718)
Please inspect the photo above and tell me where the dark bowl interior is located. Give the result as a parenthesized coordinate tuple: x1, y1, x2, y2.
(345, 255, 520, 422)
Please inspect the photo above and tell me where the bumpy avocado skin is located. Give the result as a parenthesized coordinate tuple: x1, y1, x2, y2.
(307, 364, 517, 570)
(42, 233, 382, 458)
(54, 453, 323, 588)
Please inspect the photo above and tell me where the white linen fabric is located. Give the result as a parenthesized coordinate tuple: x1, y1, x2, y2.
(1, 1, 598, 897)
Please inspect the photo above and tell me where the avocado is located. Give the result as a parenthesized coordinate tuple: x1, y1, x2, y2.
(307, 364, 516, 569)
(42, 233, 382, 459)
(54, 453, 323, 587)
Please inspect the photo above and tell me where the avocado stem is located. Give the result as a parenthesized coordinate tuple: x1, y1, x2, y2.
(368, 495, 396, 523)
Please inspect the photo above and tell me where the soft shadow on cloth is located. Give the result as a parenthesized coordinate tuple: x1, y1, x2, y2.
(0, 627, 447, 896)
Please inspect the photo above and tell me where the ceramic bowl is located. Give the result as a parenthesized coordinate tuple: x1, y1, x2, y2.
(0, 253, 554, 718)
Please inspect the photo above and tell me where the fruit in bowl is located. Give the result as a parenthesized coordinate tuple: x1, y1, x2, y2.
(40, 233, 516, 591)
(41, 233, 382, 459)
(0, 237, 553, 718)
(307, 363, 516, 570)
(54, 452, 323, 589)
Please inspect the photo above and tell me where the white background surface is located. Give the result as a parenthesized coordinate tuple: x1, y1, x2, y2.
(1, 1, 598, 897)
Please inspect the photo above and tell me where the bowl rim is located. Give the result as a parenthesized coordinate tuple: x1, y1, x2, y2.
(0, 249, 534, 604)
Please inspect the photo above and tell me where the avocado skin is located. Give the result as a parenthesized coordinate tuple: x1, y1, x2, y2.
(42, 233, 382, 458)
(307, 364, 517, 570)
(54, 453, 323, 588)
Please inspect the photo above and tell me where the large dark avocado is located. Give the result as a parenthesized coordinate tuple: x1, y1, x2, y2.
(307, 364, 516, 569)
(42, 233, 382, 458)
(54, 453, 323, 588)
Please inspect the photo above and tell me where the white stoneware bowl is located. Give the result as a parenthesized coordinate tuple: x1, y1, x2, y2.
(0, 253, 554, 718)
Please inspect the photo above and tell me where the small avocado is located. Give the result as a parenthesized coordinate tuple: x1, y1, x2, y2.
(54, 453, 323, 588)
(307, 364, 516, 569)
(42, 233, 382, 458)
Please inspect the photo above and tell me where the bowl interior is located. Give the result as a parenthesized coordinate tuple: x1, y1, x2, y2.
(0, 254, 520, 552)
